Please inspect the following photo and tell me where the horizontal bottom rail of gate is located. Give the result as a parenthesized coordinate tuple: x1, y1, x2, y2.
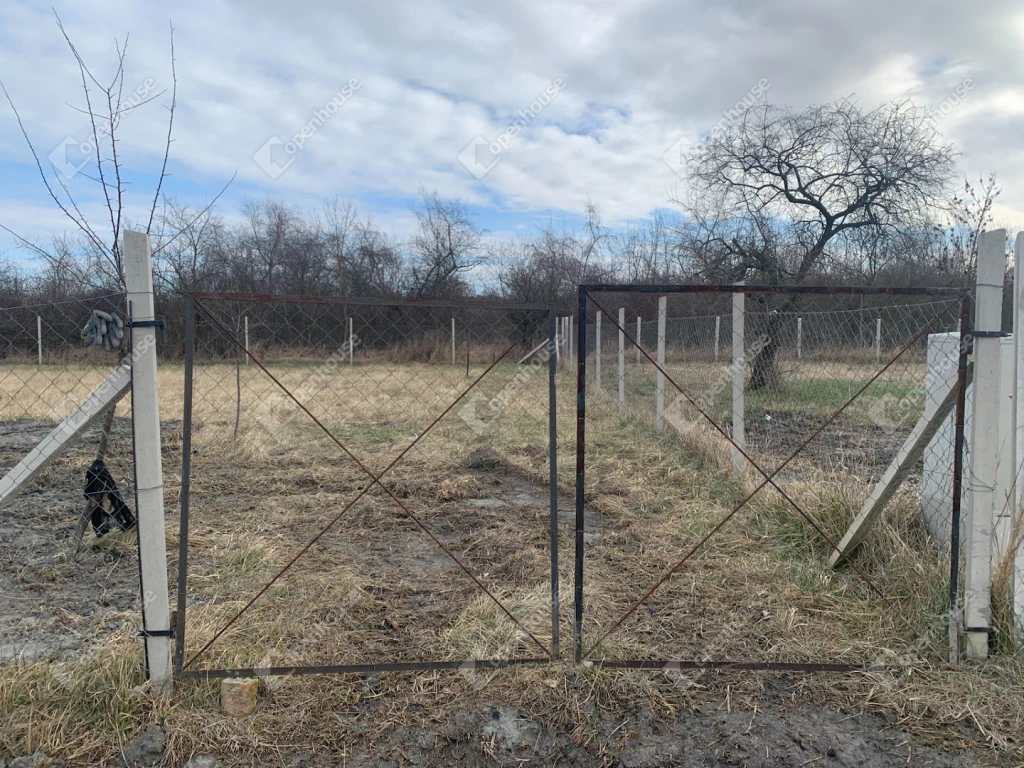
(177, 658, 551, 679)
(588, 660, 861, 673)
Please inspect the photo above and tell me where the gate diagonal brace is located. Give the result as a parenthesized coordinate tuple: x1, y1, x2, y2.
(580, 292, 955, 657)
(183, 300, 552, 670)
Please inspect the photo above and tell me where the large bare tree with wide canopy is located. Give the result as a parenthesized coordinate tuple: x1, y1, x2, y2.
(683, 98, 958, 388)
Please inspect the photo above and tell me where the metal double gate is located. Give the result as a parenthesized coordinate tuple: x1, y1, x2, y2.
(173, 285, 970, 679)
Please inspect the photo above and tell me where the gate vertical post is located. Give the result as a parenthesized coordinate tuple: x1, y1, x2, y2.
(964, 229, 1006, 659)
(548, 307, 560, 659)
(950, 294, 971, 662)
(574, 288, 588, 663)
(176, 294, 195, 676)
(595, 311, 602, 387)
(618, 307, 625, 415)
(124, 230, 172, 691)
(732, 286, 746, 476)
(656, 297, 666, 431)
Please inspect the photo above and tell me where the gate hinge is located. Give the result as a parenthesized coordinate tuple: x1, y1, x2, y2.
(136, 627, 175, 639)
(130, 318, 166, 331)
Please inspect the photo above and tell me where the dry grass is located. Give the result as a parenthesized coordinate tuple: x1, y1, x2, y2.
(1, 359, 1022, 765)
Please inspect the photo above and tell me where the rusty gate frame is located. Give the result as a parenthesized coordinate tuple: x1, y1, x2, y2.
(174, 292, 560, 679)
(574, 284, 972, 670)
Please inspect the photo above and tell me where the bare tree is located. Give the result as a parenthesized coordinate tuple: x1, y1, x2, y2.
(319, 196, 358, 295)
(936, 174, 1001, 279)
(684, 97, 959, 388)
(0, 15, 180, 288)
(409, 192, 482, 298)
(153, 200, 226, 293)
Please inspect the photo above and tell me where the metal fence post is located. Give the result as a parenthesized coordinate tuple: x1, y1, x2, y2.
(595, 311, 602, 387)
(636, 316, 641, 365)
(797, 317, 802, 360)
(618, 307, 625, 415)
(548, 307, 559, 659)
(124, 231, 172, 691)
(574, 288, 588, 664)
(876, 317, 882, 363)
(176, 294, 195, 676)
(950, 294, 971, 663)
(244, 315, 249, 364)
(656, 297, 666, 431)
(36, 316, 42, 366)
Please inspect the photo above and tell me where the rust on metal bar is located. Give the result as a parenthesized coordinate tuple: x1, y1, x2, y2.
(581, 284, 969, 298)
(183, 299, 552, 669)
(192, 291, 550, 312)
(179, 658, 550, 679)
(589, 660, 862, 672)
(582, 291, 957, 657)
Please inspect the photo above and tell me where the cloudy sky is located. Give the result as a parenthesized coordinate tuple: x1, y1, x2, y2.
(0, 0, 1021, 261)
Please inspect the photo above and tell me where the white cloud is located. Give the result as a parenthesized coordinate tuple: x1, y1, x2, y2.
(0, 0, 1022, 252)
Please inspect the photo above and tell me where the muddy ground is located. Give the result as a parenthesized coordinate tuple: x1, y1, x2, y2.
(0, 423, 990, 767)
(349, 696, 985, 767)
(0, 417, 177, 665)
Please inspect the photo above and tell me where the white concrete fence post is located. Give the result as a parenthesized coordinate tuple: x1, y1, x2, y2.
(994, 337, 1016, 570)
(569, 315, 577, 370)
(732, 286, 745, 476)
(876, 318, 882, 364)
(714, 315, 720, 363)
(964, 229, 1006, 660)
(36, 316, 42, 366)
(618, 307, 625, 415)
(656, 297, 666, 431)
(123, 231, 172, 691)
(560, 318, 565, 367)
(1014, 232, 1024, 631)
(567, 317, 572, 369)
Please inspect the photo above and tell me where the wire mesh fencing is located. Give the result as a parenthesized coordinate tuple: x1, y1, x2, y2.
(574, 285, 970, 671)
(176, 293, 561, 678)
(0, 291, 142, 665)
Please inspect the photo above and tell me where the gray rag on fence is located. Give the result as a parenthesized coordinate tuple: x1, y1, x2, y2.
(81, 310, 125, 352)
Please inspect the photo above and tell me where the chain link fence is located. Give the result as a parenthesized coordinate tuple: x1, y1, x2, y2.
(176, 293, 562, 677)
(574, 286, 969, 670)
(0, 291, 143, 665)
